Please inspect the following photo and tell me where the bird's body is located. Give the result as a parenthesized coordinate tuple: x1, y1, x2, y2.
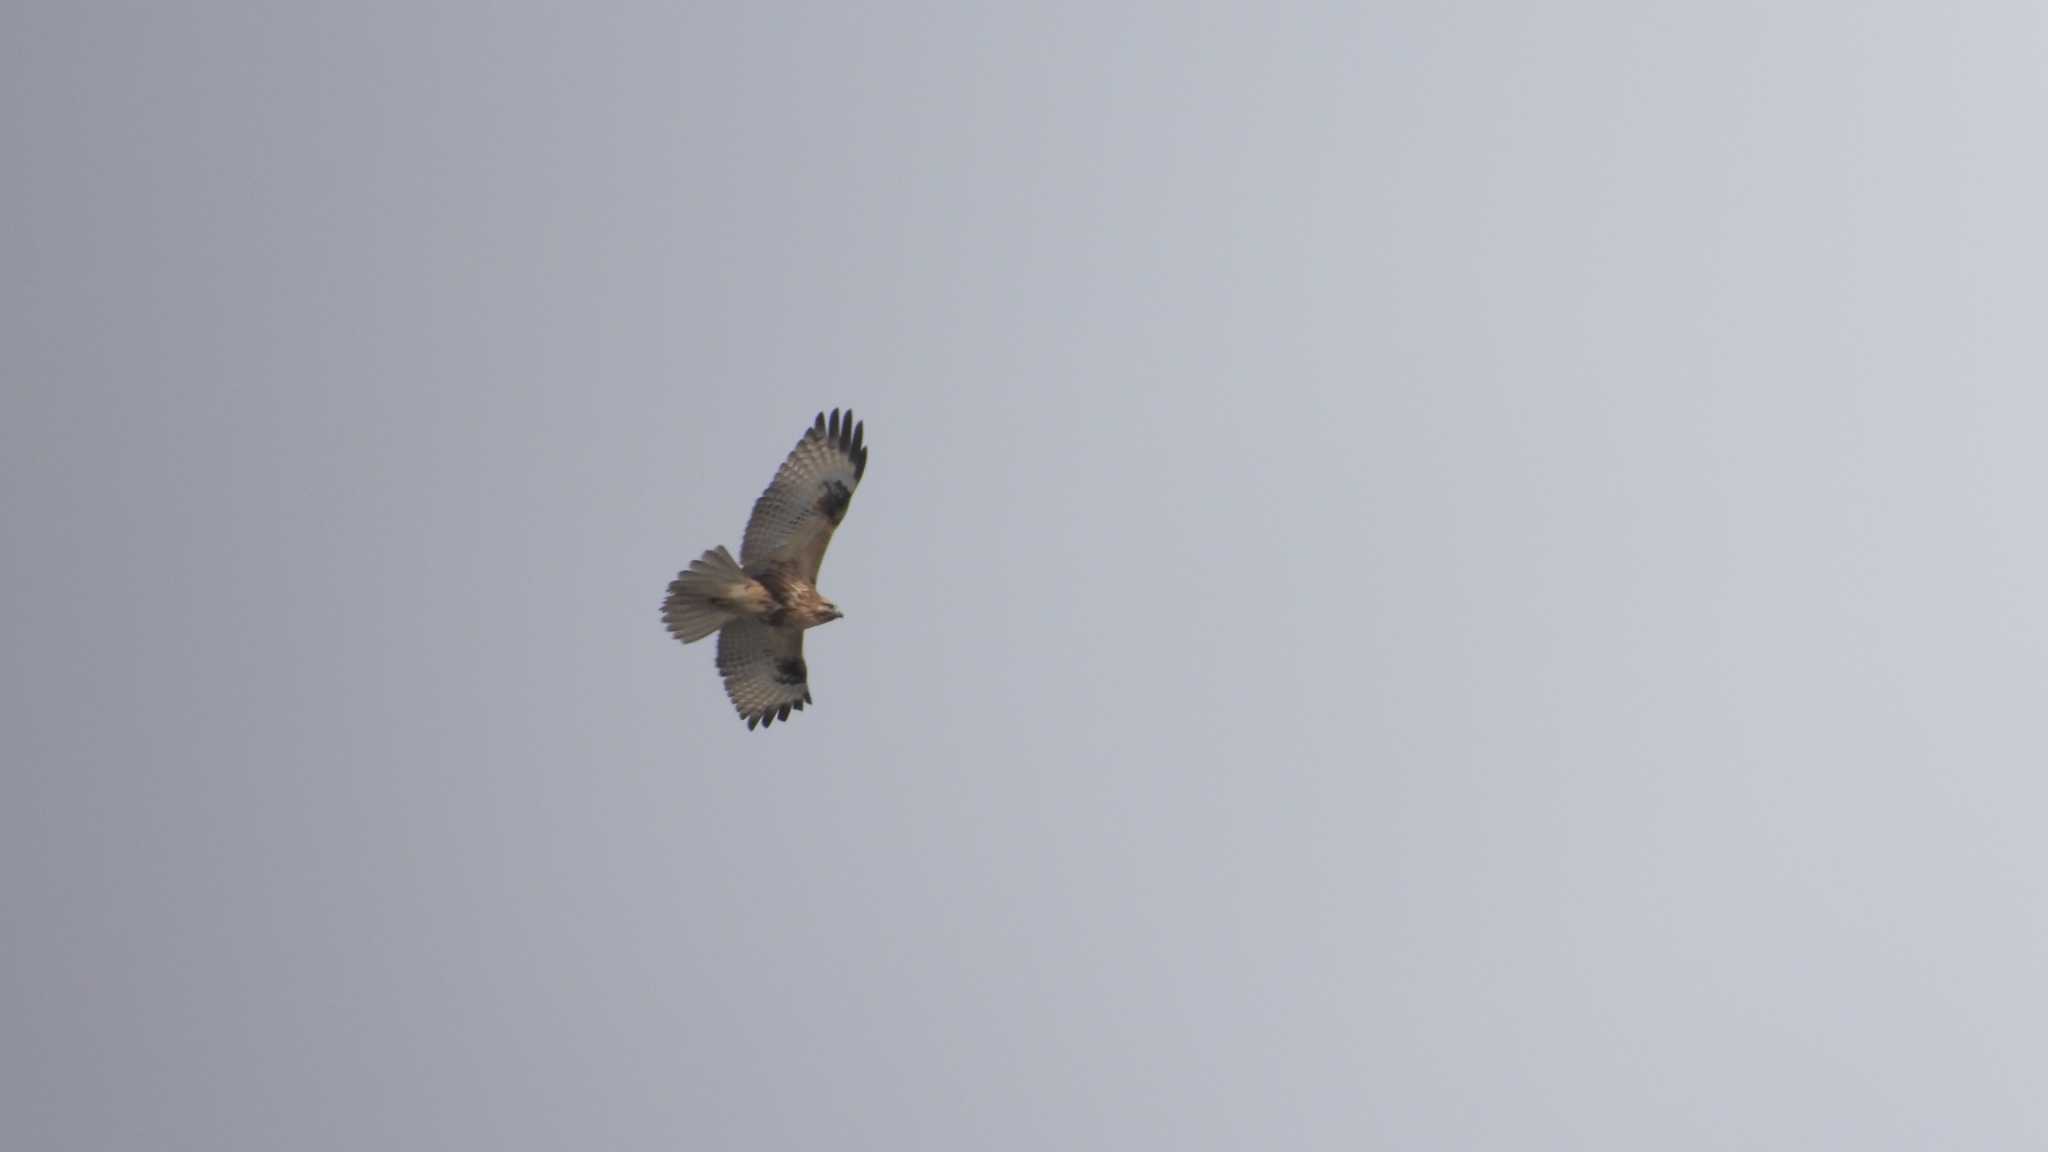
(661, 409, 868, 729)
(692, 560, 841, 632)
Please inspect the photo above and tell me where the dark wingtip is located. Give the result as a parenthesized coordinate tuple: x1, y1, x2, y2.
(747, 714, 760, 731)
(832, 411, 863, 479)
(813, 408, 867, 471)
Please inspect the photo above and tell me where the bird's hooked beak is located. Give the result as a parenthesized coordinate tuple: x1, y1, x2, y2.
(825, 606, 845, 622)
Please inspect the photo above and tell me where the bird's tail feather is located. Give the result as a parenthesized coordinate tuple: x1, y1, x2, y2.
(662, 546, 746, 644)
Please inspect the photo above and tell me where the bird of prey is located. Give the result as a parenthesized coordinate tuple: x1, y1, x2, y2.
(661, 409, 868, 729)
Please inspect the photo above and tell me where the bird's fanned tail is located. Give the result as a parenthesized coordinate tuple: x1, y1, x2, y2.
(662, 546, 746, 643)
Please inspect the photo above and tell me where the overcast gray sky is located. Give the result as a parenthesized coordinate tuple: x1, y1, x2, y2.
(7, 2, 2047, 1148)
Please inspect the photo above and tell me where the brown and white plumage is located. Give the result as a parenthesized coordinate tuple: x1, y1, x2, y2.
(661, 409, 868, 730)
(741, 408, 868, 580)
(714, 620, 811, 728)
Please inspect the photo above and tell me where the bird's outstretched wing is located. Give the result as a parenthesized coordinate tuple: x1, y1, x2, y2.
(715, 620, 812, 730)
(739, 408, 867, 581)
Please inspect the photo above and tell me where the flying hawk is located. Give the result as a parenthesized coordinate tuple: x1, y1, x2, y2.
(662, 409, 868, 729)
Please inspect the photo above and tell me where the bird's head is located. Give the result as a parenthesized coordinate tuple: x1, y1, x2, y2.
(820, 600, 844, 623)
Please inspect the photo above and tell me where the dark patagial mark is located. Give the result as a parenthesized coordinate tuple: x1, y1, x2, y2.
(756, 567, 796, 608)
(817, 480, 852, 525)
(776, 657, 808, 685)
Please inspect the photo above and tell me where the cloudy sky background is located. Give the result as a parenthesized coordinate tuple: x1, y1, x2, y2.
(7, 2, 2047, 1147)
